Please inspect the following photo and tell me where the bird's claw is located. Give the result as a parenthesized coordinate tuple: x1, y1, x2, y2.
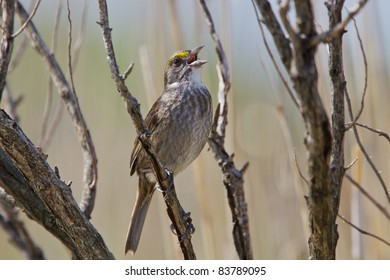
(169, 211, 195, 242)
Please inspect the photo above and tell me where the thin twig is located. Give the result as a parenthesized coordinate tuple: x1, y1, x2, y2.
(2, 83, 22, 123)
(345, 173, 390, 220)
(198, 0, 230, 140)
(279, 0, 297, 42)
(71, 0, 87, 70)
(350, 16, 368, 123)
(344, 157, 358, 171)
(40, 0, 62, 150)
(310, 0, 370, 47)
(351, 122, 390, 143)
(8, 34, 29, 73)
(121, 62, 134, 81)
(293, 148, 309, 187)
(15, 1, 99, 218)
(198, 0, 252, 260)
(0, 0, 15, 102)
(338, 214, 390, 247)
(346, 121, 390, 143)
(253, 0, 293, 69)
(251, 0, 299, 108)
(344, 87, 390, 204)
(66, 0, 76, 95)
(66, 0, 97, 218)
(0, 187, 15, 207)
(11, 0, 41, 38)
(0, 200, 45, 259)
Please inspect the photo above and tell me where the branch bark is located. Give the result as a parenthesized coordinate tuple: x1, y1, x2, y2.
(0, 0, 15, 101)
(255, 0, 334, 259)
(327, 0, 347, 255)
(0, 110, 114, 259)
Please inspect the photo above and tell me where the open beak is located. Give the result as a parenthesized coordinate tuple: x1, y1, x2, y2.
(187, 46, 207, 68)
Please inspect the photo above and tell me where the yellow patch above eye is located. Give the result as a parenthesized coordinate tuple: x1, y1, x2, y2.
(172, 51, 190, 60)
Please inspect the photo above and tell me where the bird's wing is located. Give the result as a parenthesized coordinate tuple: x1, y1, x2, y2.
(129, 96, 164, 175)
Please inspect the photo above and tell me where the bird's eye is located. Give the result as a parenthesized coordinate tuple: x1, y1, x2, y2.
(172, 58, 181, 67)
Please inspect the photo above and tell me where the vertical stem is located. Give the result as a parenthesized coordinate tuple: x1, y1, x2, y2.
(327, 0, 346, 259)
(0, 0, 15, 101)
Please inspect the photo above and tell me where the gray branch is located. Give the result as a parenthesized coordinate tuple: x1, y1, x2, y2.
(0, 0, 15, 101)
(255, 0, 336, 259)
(327, 0, 346, 255)
(199, 0, 252, 260)
(15, 1, 98, 219)
(0, 110, 114, 259)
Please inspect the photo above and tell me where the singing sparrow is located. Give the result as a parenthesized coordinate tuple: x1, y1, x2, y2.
(125, 46, 213, 254)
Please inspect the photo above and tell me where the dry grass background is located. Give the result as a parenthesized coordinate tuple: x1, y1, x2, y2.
(1, 0, 390, 259)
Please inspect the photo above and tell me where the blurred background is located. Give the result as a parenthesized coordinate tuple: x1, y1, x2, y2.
(1, 0, 390, 259)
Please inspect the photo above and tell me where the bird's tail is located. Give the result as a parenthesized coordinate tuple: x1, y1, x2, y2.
(125, 174, 155, 255)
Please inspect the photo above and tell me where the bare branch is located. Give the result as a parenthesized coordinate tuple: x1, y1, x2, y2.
(253, 0, 292, 70)
(0, 200, 45, 259)
(279, 0, 297, 42)
(338, 214, 390, 247)
(345, 87, 390, 204)
(327, 0, 346, 240)
(294, 148, 309, 187)
(40, 0, 62, 150)
(350, 16, 368, 123)
(251, 0, 299, 108)
(351, 123, 390, 143)
(121, 62, 134, 81)
(198, 0, 230, 140)
(0, 110, 114, 259)
(345, 173, 390, 220)
(2, 84, 23, 123)
(66, 0, 76, 101)
(96, 0, 196, 260)
(0, 0, 15, 101)
(7, 34, 28, 73)
(15, 1, 99, 218)
(71, 0, 87, 70)
(344, 157, 358, 171)
(0, 187, 15, 207)
(11, 0, 41, 38)
(198, 0, 252, 260)
(310, 0, 369, 47)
